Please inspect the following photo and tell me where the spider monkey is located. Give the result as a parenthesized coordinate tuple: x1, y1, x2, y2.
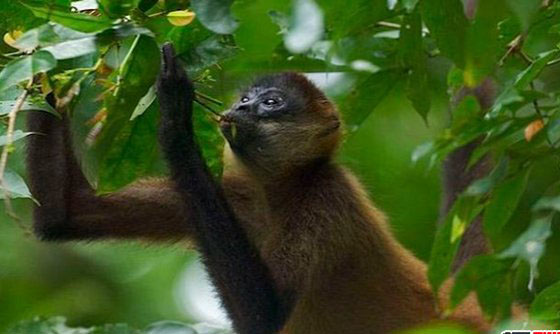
(26, 43, 493, 334)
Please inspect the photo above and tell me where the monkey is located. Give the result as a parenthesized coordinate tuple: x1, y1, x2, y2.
(26, 43, 494, 334)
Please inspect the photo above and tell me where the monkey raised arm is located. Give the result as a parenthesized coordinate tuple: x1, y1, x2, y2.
(26, 98, 193, 242)
(156, 43, 286, 334)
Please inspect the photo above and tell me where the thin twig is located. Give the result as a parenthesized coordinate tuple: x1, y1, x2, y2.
(0, 79, 33, 230)
(195, 91, 223, 106)
(499, 35, 523, 66)
(547, 58, 560, 66)
(529, 81, 555, 148)
(194, 98, 223, 122)
(375, 21, 401, 29)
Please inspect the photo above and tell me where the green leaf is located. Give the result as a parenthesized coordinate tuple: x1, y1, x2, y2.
(191, 0, 239, 34)
(94, 35, 160, 192)
(341, 69, 402, 128)
(400, 10, 430, 121)
(499, 214, 553, 290)
(530, 280, 560, 322)
(420, 0, 468, 68)
(450, 255, 512, 317)
(0, 169, 34, 201)
(451, 96, 481, 131)
(483, 169, 530, 243)
(43, 35, 97, 60)
(514, 50, 560, 89)
(12, 24, 59, 51)
(20, 0, 113, 33)
(397, 323, 475, 334)
(505, 0, 541, 31)
(0, 100, 55, 116)
(464, 0, 506, 86)
(0, 51, 57, 93)
(0, 130, 33, 146)
(284, 0, 324, 54)
(401, 0, 420, 12)
(464, 157, 508, 196)
(98, 0, 139, 18)
(130, 85, 156, 120)
(97, 86, 161, 193)
(533, 195, 560, 212)
(145, 320, 197, 334)
(428, 196, 483, 292)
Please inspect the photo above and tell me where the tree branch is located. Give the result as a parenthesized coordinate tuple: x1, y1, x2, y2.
(0, 79, 34, 228)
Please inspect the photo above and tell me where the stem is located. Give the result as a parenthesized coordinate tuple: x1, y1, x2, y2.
(195, 91, 224, 106)
(0, 79, 33, 229)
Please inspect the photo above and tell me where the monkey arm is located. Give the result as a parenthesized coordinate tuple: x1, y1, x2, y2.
(156, 43, 286, 334)
(26, 110, 193, 242)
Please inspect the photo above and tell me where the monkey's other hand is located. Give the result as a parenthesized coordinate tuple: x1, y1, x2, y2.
(156, 43, 194, 126)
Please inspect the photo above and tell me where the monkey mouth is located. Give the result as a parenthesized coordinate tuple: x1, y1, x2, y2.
(219, 117, 236, 142)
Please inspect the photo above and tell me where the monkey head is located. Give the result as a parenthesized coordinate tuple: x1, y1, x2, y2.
(220, 72, 341, 176)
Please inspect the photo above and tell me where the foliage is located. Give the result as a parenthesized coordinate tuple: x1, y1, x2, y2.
(0, 0, 560, 331)
(7, 317, 234, 334)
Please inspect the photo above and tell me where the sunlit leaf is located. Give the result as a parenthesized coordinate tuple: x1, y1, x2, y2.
(533, 195, 560, 212)
(12, 24, 58, 51)
(0, 130, 33, 146)
(145, 320, 197, 334)
(191, 0, 239, 34)
(0, 100, 56, 116)
(20, 0, 113, 33)
(499, 215, 553, 291)
(167, 10, 196, 27)
(284, 0, 324, 54)
(0, 169, 34, 201)
(0, 51, 57, 93)
(130, 85, 156, 120)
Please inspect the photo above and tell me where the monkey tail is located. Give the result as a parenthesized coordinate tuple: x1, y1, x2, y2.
(439, 79, 496, 273)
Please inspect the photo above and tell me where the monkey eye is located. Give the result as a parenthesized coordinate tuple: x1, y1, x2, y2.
(263, 98, 280, 106)
(240, 96, 250, 103)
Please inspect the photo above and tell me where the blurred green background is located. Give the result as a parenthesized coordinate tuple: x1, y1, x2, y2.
(2, 0, 560, 331)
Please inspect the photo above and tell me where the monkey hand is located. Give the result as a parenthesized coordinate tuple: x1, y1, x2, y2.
(156, 43, 195, 130)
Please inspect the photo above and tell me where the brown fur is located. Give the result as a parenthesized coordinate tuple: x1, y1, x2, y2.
(28, 73, 497, 333)
(214, 74, 491, 333)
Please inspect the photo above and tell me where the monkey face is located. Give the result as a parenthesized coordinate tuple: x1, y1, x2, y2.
(219, 73, 341, 174)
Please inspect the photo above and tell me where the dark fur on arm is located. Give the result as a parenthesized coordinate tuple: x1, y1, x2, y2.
(440, 79, 495, 271)
(156, 43, 287, 334)
(26, 97, 192, 242)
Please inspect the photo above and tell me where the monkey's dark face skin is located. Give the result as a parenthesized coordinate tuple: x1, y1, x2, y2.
(219, 72, 341, 175)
